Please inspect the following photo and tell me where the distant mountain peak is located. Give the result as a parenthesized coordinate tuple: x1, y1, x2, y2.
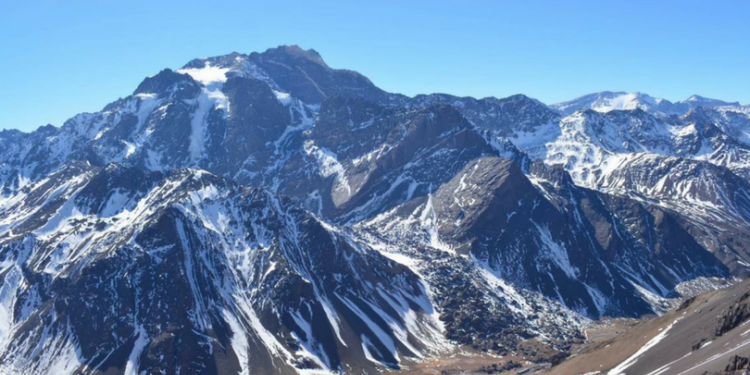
(551, 91, 746, 117)
(261, 44, 328, 66)
(677, 94, 740, 107)
(551, 91, 673, 116)
(683, 94, 718, 103)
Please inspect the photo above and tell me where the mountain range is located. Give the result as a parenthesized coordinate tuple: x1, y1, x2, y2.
(1, 45, 749, 374)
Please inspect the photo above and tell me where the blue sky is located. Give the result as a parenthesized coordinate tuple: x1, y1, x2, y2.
(1, 0, 749, 131)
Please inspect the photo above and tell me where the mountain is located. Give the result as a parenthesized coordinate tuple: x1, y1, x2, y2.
(1, 45, 750, 374)
(551, 91, 744, 117)
(0, 163, 450, 374)
(551, 91, 677, 116)
(677, 94, 742, 112)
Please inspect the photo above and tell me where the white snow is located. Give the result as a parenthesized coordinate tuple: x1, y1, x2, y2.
(177, 61, 233, 162)
(123, 325, 148, 375)
(177, 63, 230, 86)
(273, 90, 292, 105)
(188, 87, 226, 162)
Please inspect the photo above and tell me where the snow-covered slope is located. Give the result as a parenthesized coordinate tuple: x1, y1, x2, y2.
(0, 164, 450, 374)
(498, 107, 750, 277)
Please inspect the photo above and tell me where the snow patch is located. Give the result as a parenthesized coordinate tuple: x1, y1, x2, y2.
(177, 63, 230, 86)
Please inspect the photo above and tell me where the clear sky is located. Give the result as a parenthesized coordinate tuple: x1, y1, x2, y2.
(1, 0, 749, 131)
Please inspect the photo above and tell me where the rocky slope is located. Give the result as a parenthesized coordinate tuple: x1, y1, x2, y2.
(547, 278, 750, 375)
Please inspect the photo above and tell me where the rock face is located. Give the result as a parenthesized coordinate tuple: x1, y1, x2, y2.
(725, 355, 750, 372)
(0, 45, 749, 374)
(716, 291, 750, 337)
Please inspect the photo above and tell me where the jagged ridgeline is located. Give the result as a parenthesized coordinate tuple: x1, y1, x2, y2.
(0, 45, 749, 374)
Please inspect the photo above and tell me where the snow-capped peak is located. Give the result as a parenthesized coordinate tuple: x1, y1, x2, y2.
(552, 91, 747, 117)
(677, 94, 740, 107)
(551, 91, 673, 116)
